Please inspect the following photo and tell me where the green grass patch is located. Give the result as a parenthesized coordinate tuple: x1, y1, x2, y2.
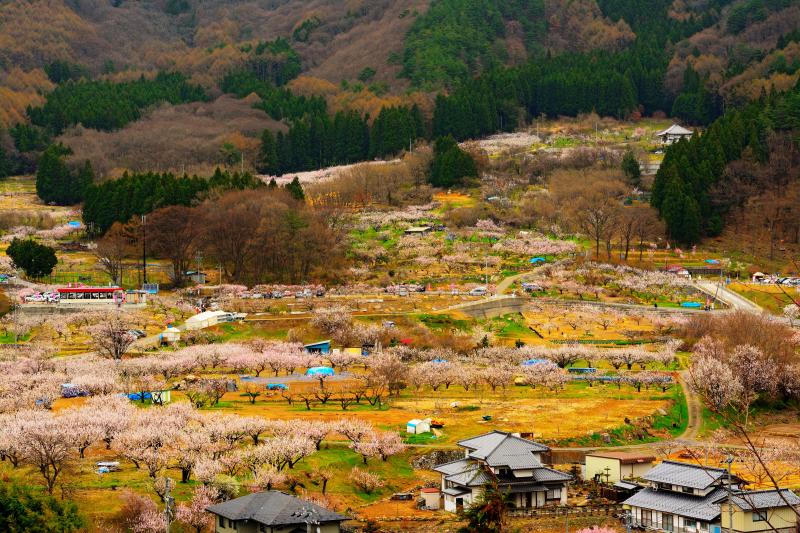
(417, 313, 471, 331)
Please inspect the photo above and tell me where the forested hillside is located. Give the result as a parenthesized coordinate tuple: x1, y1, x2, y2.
(0, 0, 799, 191)
(652, 81, 800, 245)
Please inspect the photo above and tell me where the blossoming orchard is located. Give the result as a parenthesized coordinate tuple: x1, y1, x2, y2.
(1, 123, 799, 533)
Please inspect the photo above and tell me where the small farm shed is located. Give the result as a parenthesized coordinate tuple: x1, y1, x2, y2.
(420, 488, 441, 510)
(184, 310, 228, 331)
(304, 340, 331, 354)
(161, 327, 181, 343)
(185, 271, 208, 284)
(584, 451, 656, 483)
(407, 418, 432, 434)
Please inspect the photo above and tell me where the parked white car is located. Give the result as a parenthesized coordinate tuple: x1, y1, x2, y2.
(469, 287, 488, 297)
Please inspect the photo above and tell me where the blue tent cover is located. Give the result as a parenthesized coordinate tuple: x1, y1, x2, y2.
(306, 366, 335, 376)
(431, 358, 448, 363)
(267, 383, 288, 390)
(522, 359, 549, 366)
(530, 257, 547, 264)
(680, 302, 703, 308)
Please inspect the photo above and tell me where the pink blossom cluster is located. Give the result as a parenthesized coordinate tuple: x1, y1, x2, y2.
(492, 232, 577, 256)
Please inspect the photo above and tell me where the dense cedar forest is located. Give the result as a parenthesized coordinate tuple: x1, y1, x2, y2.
(653, 82, 800, 244)
(1, 0, 800, 244)
(82, 169, 262, 234)
(27, 72, 206, 134)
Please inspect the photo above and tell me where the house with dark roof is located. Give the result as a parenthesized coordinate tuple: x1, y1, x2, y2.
(624, 460, 736, 533)
(434, 430, 572, 513)
(720, 489, 800, 533)
(206, 491, 347, 533)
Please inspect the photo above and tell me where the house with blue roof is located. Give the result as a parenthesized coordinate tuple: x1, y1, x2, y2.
(434, 430, 572, 512)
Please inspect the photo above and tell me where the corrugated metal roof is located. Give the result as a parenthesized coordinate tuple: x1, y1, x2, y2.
(586, 451, 656, 464)
(624, 487, 727, 521)
(643, 461, 726, 490)
(728, 490, 800, 511)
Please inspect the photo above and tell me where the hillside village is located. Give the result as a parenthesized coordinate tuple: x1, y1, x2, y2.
(1, 1, 800, 533)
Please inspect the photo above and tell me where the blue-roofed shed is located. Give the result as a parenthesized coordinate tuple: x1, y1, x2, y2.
(304, 340, 331, 354)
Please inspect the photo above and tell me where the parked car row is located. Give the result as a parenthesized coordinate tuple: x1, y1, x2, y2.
(24, 291, 59, 303)
(238, 287, 326, 299)
(386, 284, 426, 295)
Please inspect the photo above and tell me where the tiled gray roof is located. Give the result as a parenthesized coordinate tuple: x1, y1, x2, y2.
(458, 431, 549, 468)
(446, 465, 492, 487)
(433, 458, 471, 476)
(206, 491, 346, 526)
(728, 490, 800, 511)
(442, 487, 470, 497)
(485, 439, 546, 469)
(531, 467, 573, 482)
(624, 488, 727, 521)
(643, 461, 726, 490)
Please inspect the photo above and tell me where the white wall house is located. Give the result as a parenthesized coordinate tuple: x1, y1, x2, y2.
(434, 430, 571, 513)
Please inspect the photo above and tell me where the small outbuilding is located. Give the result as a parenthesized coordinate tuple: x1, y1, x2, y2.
(304, 340, 331, 354)
(161, 327, 181, 344)
(420, 488, 441, 510)
(656, 124, 693, 145)
(185, 310, 229, 331)
(585, 451, 656, 484)
(407, 418, 432, 434)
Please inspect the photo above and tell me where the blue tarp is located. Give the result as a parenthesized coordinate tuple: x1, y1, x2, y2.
(704, 259, 720, 264)
(431, 358, 448, 363)
(266, 383, 288, 390)
(68, 221, 82, 227)
(522, 359, 549, 366)
(530, 257, 546, 264)
(128, 392, 152, 401)
(306, 366, 335, 376)
(567, 367, 597, 374)
(680, 302, 703, 308)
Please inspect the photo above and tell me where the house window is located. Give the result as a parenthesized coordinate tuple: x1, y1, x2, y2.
(218, 516, 224, 527)
(659, 482, 672, 491)
(685, 519, 697, 530)
(641, 510, 652, 526)
(663, 514, 674, 532)
(753, 511, 767, 522)
(546, 489, 561, 500)
(682, 486, 694, 494)
(699, 522, 708, 531)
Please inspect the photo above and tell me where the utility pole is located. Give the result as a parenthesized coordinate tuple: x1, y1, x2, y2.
(164, 477, 173, 533)
(195, 251, 203, 285)
(141, 214, 147, 285)
(724, 456, 734, 533)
